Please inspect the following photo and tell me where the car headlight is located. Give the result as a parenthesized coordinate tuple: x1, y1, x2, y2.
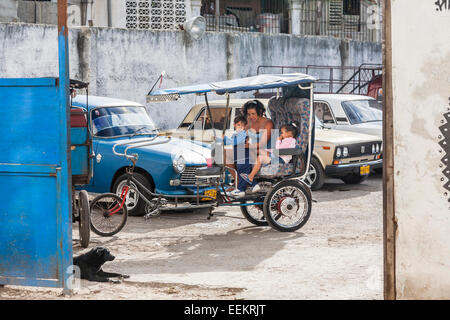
(343, 147, 349, 157)
(336, 147, 342, 158)
(173, 155, 186, 173)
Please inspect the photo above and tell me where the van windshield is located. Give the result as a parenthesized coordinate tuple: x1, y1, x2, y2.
(91, 106, 158, 137)
(341, 100, 382, 125)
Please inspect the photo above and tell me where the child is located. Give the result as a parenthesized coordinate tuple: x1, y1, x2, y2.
(216, 116, 248, 196)
(222, 115, 247, 147)
(240, 121, 299, 188)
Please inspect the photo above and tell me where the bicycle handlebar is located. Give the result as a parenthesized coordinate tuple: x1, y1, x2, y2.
(112, 135, 172, 162)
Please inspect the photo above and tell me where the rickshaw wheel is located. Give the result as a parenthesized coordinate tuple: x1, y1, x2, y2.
(90, 193, 128, 237)
(78, 190, 91, 248)
(263, 180, 312, 232)
(240, 202, 269, 226)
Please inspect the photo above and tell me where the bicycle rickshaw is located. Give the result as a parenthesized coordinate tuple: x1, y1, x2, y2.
(93, 73, 317, 233)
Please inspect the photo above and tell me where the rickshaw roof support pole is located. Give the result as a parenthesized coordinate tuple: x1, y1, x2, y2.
(219, 93, 231, 171)
(204, 93, 217, 140)
(297, 83, 314, 181)
(222, 93, 230, 137)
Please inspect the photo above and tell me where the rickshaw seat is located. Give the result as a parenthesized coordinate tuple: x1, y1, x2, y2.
(257, 97, 310, 178)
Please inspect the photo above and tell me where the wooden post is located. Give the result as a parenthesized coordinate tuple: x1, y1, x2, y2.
(382, 0, 396, 301)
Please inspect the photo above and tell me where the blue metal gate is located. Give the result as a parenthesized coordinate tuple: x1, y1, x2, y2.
(0, 0, 72, 290)
(0, 78, 72, 289)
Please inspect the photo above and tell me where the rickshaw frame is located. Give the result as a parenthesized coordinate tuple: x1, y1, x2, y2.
(113, 73, 317, 231)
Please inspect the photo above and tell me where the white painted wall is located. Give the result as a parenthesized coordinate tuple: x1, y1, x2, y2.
(390, 0, 450, 299)
(0, 23, 381, 129)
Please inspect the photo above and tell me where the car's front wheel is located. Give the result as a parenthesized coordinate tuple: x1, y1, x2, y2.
(304, 157, 325, 191)
(112, 172, 153, 216)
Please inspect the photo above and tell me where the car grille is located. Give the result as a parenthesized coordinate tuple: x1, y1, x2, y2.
(180, 166, 208, 186)
(346, 141, 382, 158)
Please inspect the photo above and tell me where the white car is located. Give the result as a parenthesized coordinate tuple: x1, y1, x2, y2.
(314, 94, 382, 139)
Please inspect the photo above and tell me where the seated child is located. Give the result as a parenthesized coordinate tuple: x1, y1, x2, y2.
(222, 115, 247, 147)
(239, 121, 299, 187)
(216, 116, 248, 196)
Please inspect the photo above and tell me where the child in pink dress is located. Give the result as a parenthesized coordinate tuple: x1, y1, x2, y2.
(240, 122, 299, 186)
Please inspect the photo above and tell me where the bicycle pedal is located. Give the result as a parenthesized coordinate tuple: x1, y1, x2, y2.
(144, 208, 160, 219)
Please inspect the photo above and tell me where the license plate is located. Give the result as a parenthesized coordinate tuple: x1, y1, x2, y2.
(360, 165, 370, 175)
(202, 189, 217, 201)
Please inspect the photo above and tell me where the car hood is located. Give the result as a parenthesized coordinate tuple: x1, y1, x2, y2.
(349, 122, 382, 138)
(113, 136, 211, 164)
(315, 127, 381, 145)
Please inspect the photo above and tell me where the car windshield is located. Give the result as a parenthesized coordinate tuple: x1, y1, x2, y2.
(341, 99, 382, 125)
(91, 106, 158, 137)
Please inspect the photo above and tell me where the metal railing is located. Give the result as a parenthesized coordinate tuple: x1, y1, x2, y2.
(256, 63, 382, 95)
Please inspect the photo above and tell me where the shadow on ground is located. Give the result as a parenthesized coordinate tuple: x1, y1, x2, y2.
(109, 224, 304, 275)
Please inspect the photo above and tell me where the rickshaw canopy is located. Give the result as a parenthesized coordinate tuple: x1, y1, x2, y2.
(147, 73, 317, 101)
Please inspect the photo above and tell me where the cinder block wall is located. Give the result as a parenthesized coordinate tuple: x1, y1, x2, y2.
(0, 23, 381, 128)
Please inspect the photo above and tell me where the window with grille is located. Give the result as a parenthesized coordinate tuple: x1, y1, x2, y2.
(329, 0, 343, 28)
(329, 0, 361, 33)
(126, 0, 187, 30)
(343, 0, 361, 16)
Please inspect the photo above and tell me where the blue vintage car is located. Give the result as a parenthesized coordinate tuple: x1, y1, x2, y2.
(72, 95, 213, 216)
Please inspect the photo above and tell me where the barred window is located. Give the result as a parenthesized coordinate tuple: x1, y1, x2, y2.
(126, 0, 186, 30)
(343, 0, 361, 16)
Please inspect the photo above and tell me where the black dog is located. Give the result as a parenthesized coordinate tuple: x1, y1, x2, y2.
(73, 247, 129, 283)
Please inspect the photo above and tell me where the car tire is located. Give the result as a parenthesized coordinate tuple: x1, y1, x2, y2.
(341, 174, 369, 185)
(305, 157, 325, 191)
(112, 172, 153, 217)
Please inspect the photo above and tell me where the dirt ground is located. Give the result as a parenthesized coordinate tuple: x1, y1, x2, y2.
(0, 173, 383, 300)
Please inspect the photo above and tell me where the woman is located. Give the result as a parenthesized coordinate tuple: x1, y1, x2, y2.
(234, 100, 274, 194)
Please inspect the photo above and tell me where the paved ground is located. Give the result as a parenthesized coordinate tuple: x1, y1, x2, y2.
(0, 173, 383, 300)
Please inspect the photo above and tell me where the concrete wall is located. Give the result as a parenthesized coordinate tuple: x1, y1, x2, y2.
(0, 23, 381, 128)
(390, 0, 450, 299)
(0, 0, 19, 22)
(17, 0, 81, 26)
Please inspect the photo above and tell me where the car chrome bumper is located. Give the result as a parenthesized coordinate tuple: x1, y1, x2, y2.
(325, 159, 383, 177)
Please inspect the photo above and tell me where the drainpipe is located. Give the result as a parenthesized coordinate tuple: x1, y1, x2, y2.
(215, 0, 219, 31)
(107, 0, 112, 27)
